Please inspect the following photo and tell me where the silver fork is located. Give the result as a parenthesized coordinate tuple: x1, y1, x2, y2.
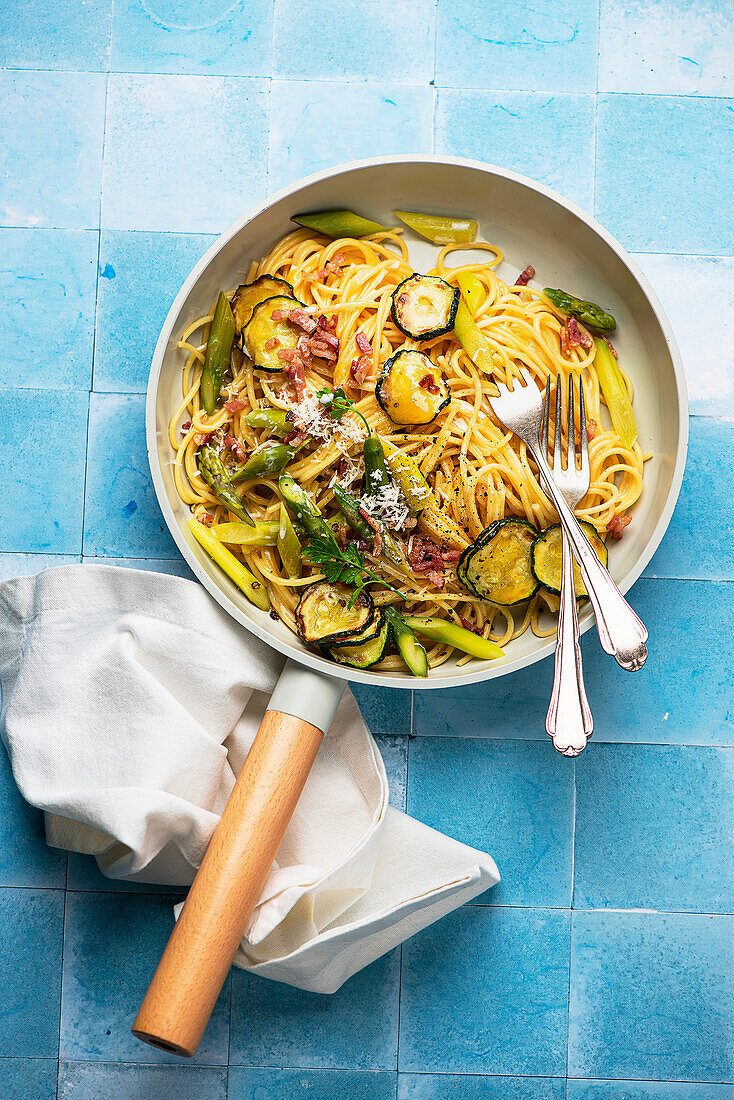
(542, 374, 593, 756)
(487, 366, 648, 671)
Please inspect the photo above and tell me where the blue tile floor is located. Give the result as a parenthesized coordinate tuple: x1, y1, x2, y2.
(0, 0, 733, 1096)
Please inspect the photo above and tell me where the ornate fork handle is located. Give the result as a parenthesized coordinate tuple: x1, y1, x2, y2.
(530, 443, 648, 671)
(547, 526, 593, 755)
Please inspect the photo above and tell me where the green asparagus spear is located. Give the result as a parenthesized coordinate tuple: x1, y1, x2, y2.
(402, 616, 504, 660)
(278, 474, 329, 540)
(393, 210, 477, 245)
(187, 519, 269, 610)
(383, 607, 428, 676)
(244, 408, 292, 435)
(543, 288, 616, 332)
(291, 210, 388, 239)
(200, 292, 236, 415)
(332, 487, 375, 540)
(231, 443, 299, 483)
(198, 444, 254, 526)
(363, 436, 392, 495)
(277, 503, 302, 578)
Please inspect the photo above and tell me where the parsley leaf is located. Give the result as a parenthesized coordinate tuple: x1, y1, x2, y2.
(304, 527, 403, 604)
(316, 386, 372, 436)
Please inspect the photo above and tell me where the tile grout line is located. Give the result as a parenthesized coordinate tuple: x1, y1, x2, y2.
(55, 886, 69, 1099)
(566, 759, 577, 1079)
(592, 0, 601, 219)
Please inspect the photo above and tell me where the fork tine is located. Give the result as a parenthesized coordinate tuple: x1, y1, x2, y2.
(567, 373, 576, 470)
(554, 372, 563, 471)
(541, 377, 551, 461)
(579, 378, 589, 476)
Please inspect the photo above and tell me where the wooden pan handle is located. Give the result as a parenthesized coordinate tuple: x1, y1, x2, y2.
(133, 663, 344, 1057)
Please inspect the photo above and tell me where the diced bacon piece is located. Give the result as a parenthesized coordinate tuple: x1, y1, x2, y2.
(587, 418, 597, 442)
(198, 513, 215, 526)
(181, 420, 191, 432)
(404, 516, 418, 532)
(318, 314, 337, 331)
(309, 340, 338, 361)
(297, 333, 313, 369)
(441, 548, 462, 563)
(608, 514, 631, 539)
(567, 316, 593, 348)
(514, 265, 535, 287)
(560, 326, 571, 357)
(359, 506, 383, 556)
(284, 428, 309, 446)
(355, 331, 371, 355)
(224, 434, 246, 461)
(325, 259, 343, 276)
(288, 307, 318, 334)
(269, 308, 288, 321)
(602, 334, 618, 358)
(427, 570, 445, 590)
(194, 431, 214, 446)
(317, 329, 340, 349)
(264, 337, 280, 351)
(224, 398, 246, 414)
(409, 537, 446, 577)
(419, 373, 439, 395)
(461, 617, 482, 635)
(350, 354, 372, 386)
(277, 347, 298, 362)
(287, 353, 306, 398)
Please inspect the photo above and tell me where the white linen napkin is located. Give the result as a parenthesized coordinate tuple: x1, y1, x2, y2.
(0, 564, 498, 993)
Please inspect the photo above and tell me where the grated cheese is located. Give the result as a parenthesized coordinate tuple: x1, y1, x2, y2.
(361, 480, 411, 532)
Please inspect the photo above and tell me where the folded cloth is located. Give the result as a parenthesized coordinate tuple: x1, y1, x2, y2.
(0, 564, 499, 992)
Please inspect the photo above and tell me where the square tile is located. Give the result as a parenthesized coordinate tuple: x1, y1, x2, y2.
(569, 911, 734, 1081)
(60, 892, 230, 1064)
(58, 1061, 227, 1099)
(0, 888, 64, 1057)
(596, 95, 734, 254)
(0, 1058, 58, 1100)
(435, 91, 596, 211)
(599, 0, 733, 96)
(436, 0, 598, 92)
(94, 230, 216, 392)
(0, 0, 112, 70)
(399, 906, 571, 1076)
(229, 950, 400, 1069)
(102, 74, 268, 233)
(374, 733, 408, 811)
(0, 746, 67, 888)
(268, 81, 434, 194)
(0, 554, 80, 581)
(0, 229, 98, 390)
(0, 72, 106, 231)
(111, 0, 274, 76)
(399, 1075, 566, 1100)
(575, 744, 734, 911)
(273, 0, 436, 83)
(407, 738, 573, 907)
(350, 684, 412, 738)
(0, 389, 89, 554)
(632, 253, 734, 417)
(83, 393, 179, 558)
(567, 1082, 734, 1100)
(80, 556, 196, 581)
(228, 1068, 398, 1099)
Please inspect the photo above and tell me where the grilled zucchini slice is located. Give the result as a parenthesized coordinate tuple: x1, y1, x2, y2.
(243, 295, 302, 373)
(458, 519, 539, 606)
(391, 274, 459, 340)
(531, 521, 607, 598)
(231, 276, 296, 334)
(296, 581, 374, 645)
(376, 349, 450, 426)
(328, 613, 391, 668)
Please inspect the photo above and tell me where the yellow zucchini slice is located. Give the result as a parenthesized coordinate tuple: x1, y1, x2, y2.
(376, 349, 450, 426)
(531, 521, 608, 598)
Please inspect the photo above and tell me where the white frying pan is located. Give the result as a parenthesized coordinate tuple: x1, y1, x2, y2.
(135, 156, 688, 1056)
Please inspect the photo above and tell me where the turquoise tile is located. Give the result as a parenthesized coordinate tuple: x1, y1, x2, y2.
(407, 738, 573, 907)
(83, 393, 179, 558)
(0, 389, 88, 554)
(596, 95, 734, 253)
(435, 91, 596, 211)
(60, 892, 230, 1064)
(0, 554, 80, 580)
(273, 0, 436, 83)
(567, 1082, 734, 1100)
(102, 74, 268, 233)
(0, 229, 98, 390)
(0, 0, 112, 70)
(0, 1058, 58, 1100)
(632, 253, 734, 418)
(569, 911, 734, 1081)
(436, 0, 598, 92)
(94, 230, 216, 392)
(0, 888, 64, 1057)
(644, 418, 734, 580)
(230, 950, 400, 1069)
(0, 72, 106, 231)
(81, 556, 195, 580)
(228, 1068, 397, 1099)
(58, 1061, 227, 1099)
(111, 0, 274, 76)
(374, 734, 408, 811)
(268, 81, 434, 194)
(0, 746, 66, 888)
(399, 906, 571, 1075)
(574, 745, 734, 912)
(399, 1074, 566, 1099)
(599, 0, 733, 96)
(66, 853, 183, 894)
(351, 684, 412, 738)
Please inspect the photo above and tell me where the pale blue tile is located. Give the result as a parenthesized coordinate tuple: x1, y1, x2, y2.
(568, 1081, 734, 1100)
(408, 738, 572, 907)
(374, 733, 408, 811)
(81, 555, 196, 581)
(644, 418, 734, 580)
(435, 91, 596, 211)
(399, 1074, 566, 1100)
(0, 888, 64, 1057)
(102, 74, 268, 233)
(0, 72, 106, 231)
(94, 230, 216, 392)
(0, 229, 98, 390)
(436, 0, 598, 92)
(0, 746, 66, 888)
(0, 0, 112, 70)
(59, 1061, 227, 1099)
(60, 892, 230, 1064)
(569, 911, 734, 1081)
(0, 389, 88, 554)
(273, 0, 435, 83)
(399, 906, 571, 1076)
(66, 853, 183, 894)
(0, 1058, 58, 1100)
(230, 950, 400, 1069)
(83, 393, 179, 558)
(111, 0, 274, 76)
(599, 0, 733, 96)
(228, 1068, 397, 1099)
(575, 745, 734, 912)
(632, 253, 734, 417)
(596, 95, 734, 253)
(268, 81, 434, 194)
(351, 684, 412, 737)
(0, 554, 80, 580)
